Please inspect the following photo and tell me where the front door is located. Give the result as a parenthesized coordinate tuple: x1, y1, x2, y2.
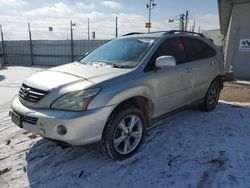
(145, 37, 192, 117)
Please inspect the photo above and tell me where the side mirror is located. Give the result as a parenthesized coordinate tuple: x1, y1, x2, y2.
(83, 52, 89, 57)
(155, 55, 176, 68)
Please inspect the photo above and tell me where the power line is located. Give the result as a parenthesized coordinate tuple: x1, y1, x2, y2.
(185, 11, 189, 31)
(70, 20, 74, 62)
(115, 17, 118, 38)
(28, 22, 34, 65)
(0, 24, 6, 65)
(179, 10, 189, 31)
(146, 0, 156, 32)
(179, 14, 185, 31)
(87, 18, 90, 41)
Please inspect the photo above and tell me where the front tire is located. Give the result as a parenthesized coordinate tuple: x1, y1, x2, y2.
(202, 81, 221, 112)
(102, 107, 146, 160)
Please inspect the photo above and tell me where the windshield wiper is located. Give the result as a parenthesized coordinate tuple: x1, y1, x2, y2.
(95, 60, 133, 69)
(112, 64, 133, 69)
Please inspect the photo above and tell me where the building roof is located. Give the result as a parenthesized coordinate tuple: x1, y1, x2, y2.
(218, 0, 250, 36)
(203, 29, 222, 46)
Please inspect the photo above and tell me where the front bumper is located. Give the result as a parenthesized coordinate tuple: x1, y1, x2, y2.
(10, 96, 114, 145)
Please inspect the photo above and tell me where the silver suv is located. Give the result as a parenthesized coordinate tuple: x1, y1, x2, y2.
(10, 31, 224, 160)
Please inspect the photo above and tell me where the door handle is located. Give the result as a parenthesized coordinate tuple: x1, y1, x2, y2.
(211, 60, 216, 65)
(186, 67, 191, 73)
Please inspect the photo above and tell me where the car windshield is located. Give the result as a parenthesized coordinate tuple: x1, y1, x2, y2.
(79, 37, 156, 68)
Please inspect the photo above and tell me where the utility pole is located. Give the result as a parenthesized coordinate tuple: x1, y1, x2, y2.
(87, 18, 90, 52)
(0, 25, 6, 65)
(179, 14, 185, 31)
(70, 20, 74, 62)
(28, 22, 34, 65)
(192, 20, 196, 32)
(88, 18, 90, 41)
(146, 0, 156, 32)
(92, 31, 95, 40)
(184, 11, 189, 31)
(115, 17, 118, 38)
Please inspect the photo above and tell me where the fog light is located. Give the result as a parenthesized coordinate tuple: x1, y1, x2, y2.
(57, 125, 67, 135)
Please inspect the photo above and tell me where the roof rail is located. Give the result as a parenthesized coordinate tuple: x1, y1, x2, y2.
(122, 30, 206, 38)
(165, 30, 205, 37)
(122, 32, 145, 36)
(122, 31, 167, 36)
(147, 31, 169, 34)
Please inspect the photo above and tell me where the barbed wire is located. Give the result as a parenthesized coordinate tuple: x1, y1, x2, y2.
(0, 18, 177, 40)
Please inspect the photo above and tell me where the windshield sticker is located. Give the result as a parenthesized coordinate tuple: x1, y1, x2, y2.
(138, 39, 155, 45)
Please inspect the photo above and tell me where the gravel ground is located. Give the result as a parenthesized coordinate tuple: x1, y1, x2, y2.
(0, 66, 250, 188)
(220, 81, 250, 102)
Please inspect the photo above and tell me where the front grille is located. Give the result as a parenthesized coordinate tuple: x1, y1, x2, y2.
(22, 116, 38, 125)
(19, 84, 48, 103)
(14, 111, 38, 125)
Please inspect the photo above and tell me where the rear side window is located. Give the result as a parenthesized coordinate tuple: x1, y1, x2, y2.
(149, 37, 187, 66)
(183, 37, 216, 62)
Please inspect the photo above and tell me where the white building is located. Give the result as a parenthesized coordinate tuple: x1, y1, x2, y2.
(203, 29, 223, 53)
(203, 29, 223, 47)
(218, 0, 250, 80)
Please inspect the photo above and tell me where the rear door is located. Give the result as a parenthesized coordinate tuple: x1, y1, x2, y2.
(145, 37, 192, 117)
(182, 37, 217, 101)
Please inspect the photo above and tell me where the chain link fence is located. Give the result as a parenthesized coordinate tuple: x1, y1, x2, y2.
(0, 22, 111, 66)
(2, 39, 108, 66)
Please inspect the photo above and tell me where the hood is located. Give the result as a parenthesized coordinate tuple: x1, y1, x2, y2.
(50, 62, 130, 82)
(23, 62, 131, 90)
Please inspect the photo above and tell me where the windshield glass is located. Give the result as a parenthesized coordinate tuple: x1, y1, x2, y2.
(79, 37, 156, 68)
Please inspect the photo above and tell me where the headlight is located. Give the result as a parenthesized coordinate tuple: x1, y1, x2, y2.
(51, 88, 101, 111)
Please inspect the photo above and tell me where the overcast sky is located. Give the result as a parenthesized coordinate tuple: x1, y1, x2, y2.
(0, 0, 220, 40)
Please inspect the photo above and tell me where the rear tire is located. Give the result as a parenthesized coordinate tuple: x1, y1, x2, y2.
(201, 81, 221, 112)
(102, 107, 146, 160)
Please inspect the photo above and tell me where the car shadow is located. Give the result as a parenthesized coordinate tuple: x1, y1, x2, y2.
(0, 75, 5, 81)
(0, 65, 8, 70)
(25, 138, 112, 187)
(25, 102, 250, 187)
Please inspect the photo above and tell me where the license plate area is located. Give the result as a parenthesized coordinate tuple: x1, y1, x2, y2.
(10, 111, 22, 128)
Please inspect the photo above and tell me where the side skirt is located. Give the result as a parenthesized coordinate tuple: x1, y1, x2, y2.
(147, 98, 203, 130)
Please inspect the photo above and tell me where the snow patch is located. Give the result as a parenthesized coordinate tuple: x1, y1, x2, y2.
(236, 80, 250, 85)
(0, 66, 250, 187)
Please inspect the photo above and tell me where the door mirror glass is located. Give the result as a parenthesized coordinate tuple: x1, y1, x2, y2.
(155, 55, 176, 68)
(83, 52, 89, 56)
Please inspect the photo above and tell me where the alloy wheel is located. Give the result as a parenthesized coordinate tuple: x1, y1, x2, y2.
(113, 115, 143, 154)
(208, 84, 219, 108)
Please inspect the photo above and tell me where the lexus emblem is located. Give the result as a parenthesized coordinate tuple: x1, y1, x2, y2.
(23, 88, 30, 97)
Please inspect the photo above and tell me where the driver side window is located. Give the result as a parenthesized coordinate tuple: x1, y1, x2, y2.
(146, 37, 187, 71)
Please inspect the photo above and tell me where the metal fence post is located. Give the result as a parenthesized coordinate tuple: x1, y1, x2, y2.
(115, 17, 118, 38)
(28, 22, 34, 65)
(88, 18, 90, 53)
(70, 20, 74, 62)
(0, 25, 6, 65)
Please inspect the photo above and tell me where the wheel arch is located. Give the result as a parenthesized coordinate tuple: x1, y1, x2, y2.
(111, 96, 154, 121)
(102, 96, 154, 138)
(212, 75, 224, 89)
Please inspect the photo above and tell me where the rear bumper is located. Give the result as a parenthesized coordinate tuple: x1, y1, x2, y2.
(10, 96, 114, 145)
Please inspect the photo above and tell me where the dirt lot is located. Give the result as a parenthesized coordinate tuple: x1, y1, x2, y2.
(0, 66, 250, 188)
(220, 82, 250, 102)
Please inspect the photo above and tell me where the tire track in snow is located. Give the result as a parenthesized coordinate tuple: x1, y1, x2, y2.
(0, 83, 21, 88)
